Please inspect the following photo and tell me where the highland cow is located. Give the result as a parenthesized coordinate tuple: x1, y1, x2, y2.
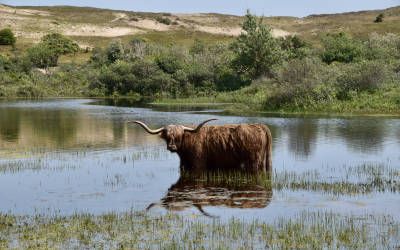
(131, 119, 272, 173)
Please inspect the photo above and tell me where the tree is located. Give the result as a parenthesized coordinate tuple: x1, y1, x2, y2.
(374, 13, 384, 23)
(41, 33, 79, 55)
(231, 10, 284, 80)
(0, 28, 16, 46)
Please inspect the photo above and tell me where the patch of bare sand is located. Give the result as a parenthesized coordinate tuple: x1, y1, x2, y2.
(63, 24, 143, 37)
(127, 19, 172, 31)
(194, 25, 243, 36)
(0, 4, 51, 16)
(111, 12, 128, 23)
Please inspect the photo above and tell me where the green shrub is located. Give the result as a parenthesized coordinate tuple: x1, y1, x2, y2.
(321, 33, 364, 64)
(266, 58, 337, 109)
(41, 33, 79, 55)
(106, 41, 124, 63)
(374, 13, 384, 23)
(16, 83, 43, 98)
(98, 60, 175, 96)
(0, 28, 16, 46)
(155, 52, 185, 74)
(156, 16, 171, 25)
(337, 61, 389, 99)
(0, 55, 11, 72)
(27, 44, 59, 68)
(365, 33, 400, 60)
(279, 35, 309, 59)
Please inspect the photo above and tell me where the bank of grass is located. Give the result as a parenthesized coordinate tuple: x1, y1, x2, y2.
(152, 84, 400, 116)
(0, 210, 398, 249)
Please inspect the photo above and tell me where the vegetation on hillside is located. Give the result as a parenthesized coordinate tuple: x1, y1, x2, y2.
(0, 11, 399, 114)
(0, 28, 16, 46)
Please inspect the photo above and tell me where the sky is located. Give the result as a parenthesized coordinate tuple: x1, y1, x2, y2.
(1, 0, 399, 17)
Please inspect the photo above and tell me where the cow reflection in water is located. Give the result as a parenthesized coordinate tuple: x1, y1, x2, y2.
(147, 171, 272, 217)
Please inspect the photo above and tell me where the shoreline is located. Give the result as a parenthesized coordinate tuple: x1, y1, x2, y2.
(1, 96, 400, 118)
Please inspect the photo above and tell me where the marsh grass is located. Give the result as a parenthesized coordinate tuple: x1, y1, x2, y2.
(0, 210, 398, 249)
(273, 163, 400, 195)
(1, 151, 398, 196)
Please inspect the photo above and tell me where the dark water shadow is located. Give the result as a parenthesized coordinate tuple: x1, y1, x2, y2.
(147, 170, 273, 217)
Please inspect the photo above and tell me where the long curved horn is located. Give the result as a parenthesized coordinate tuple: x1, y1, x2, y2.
(146, 202, 160, 211)
(129, 121, 164, 134)
(183, 118, 217, 133)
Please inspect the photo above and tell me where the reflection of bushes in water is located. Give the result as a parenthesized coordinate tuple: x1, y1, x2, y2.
(287, 119, 318, 159)
(335, 118, 385, 153)
(0, 109, 20, 141)
(0, 210, 398, 249)
(25, 110, 78, 146)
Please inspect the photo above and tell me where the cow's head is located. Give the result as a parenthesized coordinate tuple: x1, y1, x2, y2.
(131, 119, 217, 152)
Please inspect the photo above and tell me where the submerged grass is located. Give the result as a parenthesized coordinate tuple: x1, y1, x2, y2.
(0, 210, 398, 249)
(181, 163, 400, 195)
(1, 151, 398, 195)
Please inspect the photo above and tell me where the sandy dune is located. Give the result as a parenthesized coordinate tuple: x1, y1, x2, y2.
(63, 25, 143, 37)
(0, 4, 291, 40)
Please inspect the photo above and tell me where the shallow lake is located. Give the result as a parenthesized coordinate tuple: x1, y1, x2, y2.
(0, 99, 399, 223)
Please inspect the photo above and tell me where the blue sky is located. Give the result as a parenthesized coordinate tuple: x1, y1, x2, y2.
(1, 0, 399, 17)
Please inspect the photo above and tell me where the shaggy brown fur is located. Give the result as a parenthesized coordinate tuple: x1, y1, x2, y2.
(133, 120, 272, 173)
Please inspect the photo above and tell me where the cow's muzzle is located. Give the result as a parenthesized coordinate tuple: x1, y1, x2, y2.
(167, 144, 177, 152)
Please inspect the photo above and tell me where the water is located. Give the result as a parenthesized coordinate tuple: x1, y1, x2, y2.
(0, 99, 399, 222)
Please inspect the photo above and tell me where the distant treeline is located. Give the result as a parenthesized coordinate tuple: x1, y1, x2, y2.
(0, 11, 399, 112)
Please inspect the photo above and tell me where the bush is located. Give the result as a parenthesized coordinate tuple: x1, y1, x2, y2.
(16, 83, 43, 98)
(0, 28, 16, 46)
(365, 33, 400, 60)
(337, 61, 389, 99)
(266, 58, 338, 109)
(374, 13, 384, 23)
(98, 60, 175, 96)
(41, 33, 79, 55)
(155, 49, 185, 74)
(106, 41, 124, 63)
(279, 35, 308, 59)
(27, 44, 59, 68)
(321, 33, 364, 64)
(156, 16, 171, 25)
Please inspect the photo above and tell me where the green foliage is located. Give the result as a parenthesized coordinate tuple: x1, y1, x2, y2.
(27, 44, 59, 68)
(41, 33, 79, 55)
(155, 49, 185, 74)
(106, 40, 125, 63)
(364, 33, 400, 60)
(321, 33, 364, 64)
(231, 10, 284, 80)
(279, 35, 309, 59)
(189, 39, 206, 56)
(374, 13, 384, 23)
(267, 58, 337, 109)
(0, 28, 16, 46)
(156, 16, 172, 25)
(336, 60, 389, 99)
(98, 60, 175, 96)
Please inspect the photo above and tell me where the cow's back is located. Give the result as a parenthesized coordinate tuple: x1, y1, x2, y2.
(202, 124, 269, 170)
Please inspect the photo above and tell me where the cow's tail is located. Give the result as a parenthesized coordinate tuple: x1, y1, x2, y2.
(265, 127, 272, 173)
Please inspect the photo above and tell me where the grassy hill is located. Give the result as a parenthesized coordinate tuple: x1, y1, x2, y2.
(1, 4, 399, 50)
